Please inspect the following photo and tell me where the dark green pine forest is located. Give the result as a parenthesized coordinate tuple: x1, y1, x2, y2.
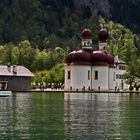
(0, 0, 140, 84)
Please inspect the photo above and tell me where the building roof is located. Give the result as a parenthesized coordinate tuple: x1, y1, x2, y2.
(92, 51, 114, 65)
(66, 49, 92, 65)
(0, 65, 34, 77)
(98, 28, 109, 42)
(115, 58, 126, 64)
(66, 49, 114, 66)
(81, 28, 92, 39)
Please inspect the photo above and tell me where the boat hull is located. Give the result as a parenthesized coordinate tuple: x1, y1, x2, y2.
(0, 91, 12, 97)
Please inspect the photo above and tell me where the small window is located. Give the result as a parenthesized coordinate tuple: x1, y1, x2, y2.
(113, 72, 115, 81)
(119, 65, 126, 70)
(87, 41, 90, 46)
(84, 42, 86, 46)
(95, 71, 98, 80)
(119, 75, 121, 79)
(68, 71, 70, 79)
(116, 74, 119, 79)
(88, 70, 90, 80)
(116, 74, 124, 79)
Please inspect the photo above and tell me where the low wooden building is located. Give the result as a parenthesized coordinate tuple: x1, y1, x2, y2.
(0, 65, 34, 91)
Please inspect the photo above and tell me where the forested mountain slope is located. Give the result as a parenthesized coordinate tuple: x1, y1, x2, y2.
(0, 0, 140, 82)
(74, 0, 140, 33)
(0, 0, 140, 48)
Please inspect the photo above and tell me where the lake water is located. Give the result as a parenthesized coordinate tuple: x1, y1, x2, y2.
(0, 92, 140, 140)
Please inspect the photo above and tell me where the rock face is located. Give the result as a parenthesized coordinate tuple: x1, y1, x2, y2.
(109, 0, 140, 31)
(74, 0, 111, 18)
(73, 0, 140, 32)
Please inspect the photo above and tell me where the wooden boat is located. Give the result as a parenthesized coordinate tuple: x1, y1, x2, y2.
(0, 81, 12, 97)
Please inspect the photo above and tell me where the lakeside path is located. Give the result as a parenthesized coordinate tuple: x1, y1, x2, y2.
(13, 88, 140, 93)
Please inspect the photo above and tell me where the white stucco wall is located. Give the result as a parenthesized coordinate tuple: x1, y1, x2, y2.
(92, 66, 109, 90)
(82, 39, 92, 49)
(71, 65, 91, 90)
(64, 65, 71, 89)
(65, 63, 128, 91)
(64, 64, 91, 90)
(115, 67, 126, 90)
(109, 67, 116, 90)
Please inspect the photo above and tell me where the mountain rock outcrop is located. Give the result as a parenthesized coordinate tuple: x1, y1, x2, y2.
(74, 0, 110, 18)
(74, 0, 140, 33)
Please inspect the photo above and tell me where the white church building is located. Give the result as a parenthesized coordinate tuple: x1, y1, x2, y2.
(64, 28, 127, 91)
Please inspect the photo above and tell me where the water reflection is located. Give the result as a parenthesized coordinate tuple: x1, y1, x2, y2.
(64, 93, 140, 140)
(30, 93, 64, 140)
(0, 93, 64, 140)
(0, 93, 32, 139)
(0, 92, 140, 139)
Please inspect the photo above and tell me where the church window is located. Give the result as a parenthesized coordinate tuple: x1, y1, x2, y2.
(95, 71, 98, 80)
(87, 41, 90, 46)
(68, 71, 70, 79)
(113, 72, 115, 81)
(88, 70, 90, 80)
(84, 42, 86, 46)
(119, 75, 122, 79)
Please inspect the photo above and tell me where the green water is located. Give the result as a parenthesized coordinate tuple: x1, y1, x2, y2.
(0, 92, 140, 140)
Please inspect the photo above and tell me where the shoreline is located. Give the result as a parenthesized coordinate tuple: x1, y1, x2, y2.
(12, 88, 140, 94)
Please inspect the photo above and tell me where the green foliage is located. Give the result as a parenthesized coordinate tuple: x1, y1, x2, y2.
(0, 8, 140, 82)
(99, 17, 137, 63)
(0, 40, 66, 73)
(11, 46, 19, 65)
(98, 17, 139, 77)
(33, 63, 64, 84)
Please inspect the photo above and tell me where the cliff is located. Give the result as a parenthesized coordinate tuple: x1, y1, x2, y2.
(74, 0, 140, 33)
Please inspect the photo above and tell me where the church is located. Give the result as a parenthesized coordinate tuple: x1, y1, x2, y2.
(64, 28, 127, 91)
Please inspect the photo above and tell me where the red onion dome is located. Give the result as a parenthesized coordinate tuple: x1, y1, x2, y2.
(98, 28, 109, 42)
(92, 51, 114, 65)
(66, 49, 92, 65)
(66, 51, 76, 64)
(107, 53, 114, 65)
(81, 28, 92, 39)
